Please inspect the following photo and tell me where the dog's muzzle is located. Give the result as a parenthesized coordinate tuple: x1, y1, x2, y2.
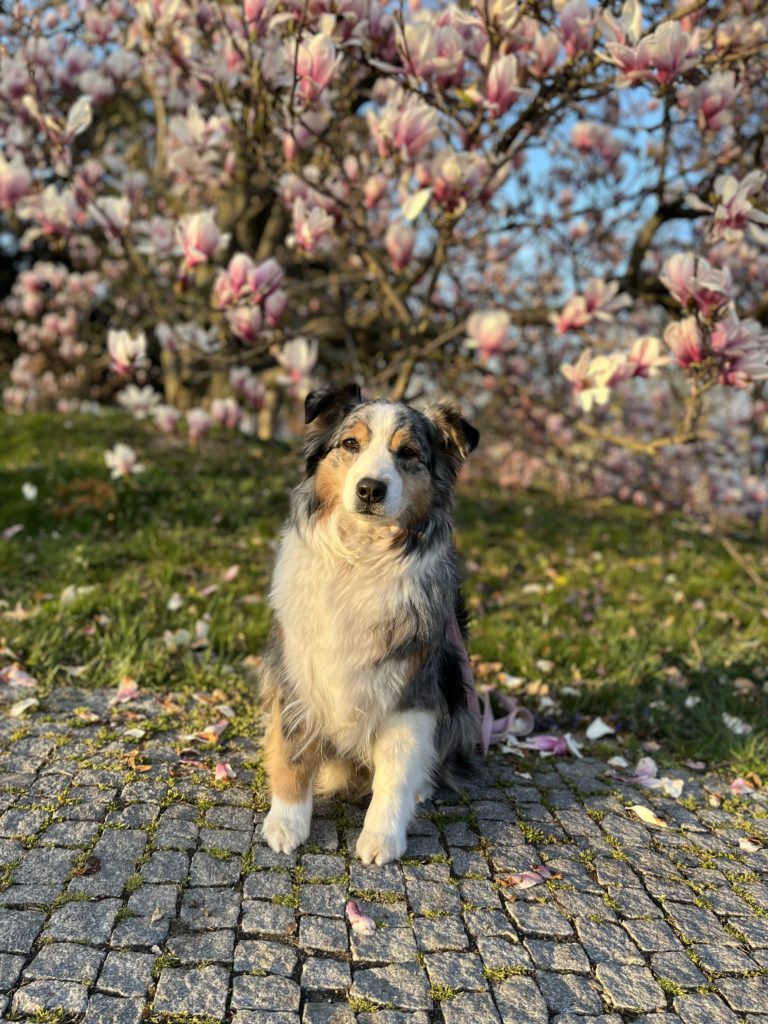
(355, 476, 388, 513)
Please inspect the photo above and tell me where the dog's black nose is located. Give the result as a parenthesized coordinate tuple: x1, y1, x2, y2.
(356, 477, 387, 504)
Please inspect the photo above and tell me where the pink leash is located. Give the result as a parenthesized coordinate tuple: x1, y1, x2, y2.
(448, 612, 535, 755)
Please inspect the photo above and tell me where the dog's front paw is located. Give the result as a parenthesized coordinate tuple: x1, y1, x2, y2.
(262, 798, 311, 854)
(356, 828, 407, 866)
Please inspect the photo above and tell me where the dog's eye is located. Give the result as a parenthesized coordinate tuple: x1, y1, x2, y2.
(399, 446, 419, 460)
(341, 438, 360, 453)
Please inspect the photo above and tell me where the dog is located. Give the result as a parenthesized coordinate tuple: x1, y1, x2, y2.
(259, 383, 479, 865)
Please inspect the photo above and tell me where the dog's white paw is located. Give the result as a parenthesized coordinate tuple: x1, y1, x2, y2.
(262, 798, 311, 854)
(356, 828, 407, 866)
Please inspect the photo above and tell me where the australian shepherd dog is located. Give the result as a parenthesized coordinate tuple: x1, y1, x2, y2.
(260, 383, 480, 865)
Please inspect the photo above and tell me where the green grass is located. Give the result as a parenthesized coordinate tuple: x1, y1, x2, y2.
(1, 412, 767, 776)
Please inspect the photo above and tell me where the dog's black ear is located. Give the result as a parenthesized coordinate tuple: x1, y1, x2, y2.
(304, 383, 363, 475)
(426, 401, 479, 477)
(304, 383, 362, 425)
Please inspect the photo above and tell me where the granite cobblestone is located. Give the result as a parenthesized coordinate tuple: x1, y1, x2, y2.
(1, 686, 767, 1023)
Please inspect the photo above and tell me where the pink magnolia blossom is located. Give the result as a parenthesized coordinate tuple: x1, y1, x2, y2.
(559, 0, 595, 58)
(79, 69, 115, 103)
(465, 310, 511, 359)
(530, 30, 560, 78)
(431, 25, 464, 87)
(363, 174, 388, 208)
(16, 184, 81, 243)
(599, 0, 642, 45)
(291, 198, 334, 253)
(117, 384, 161, 419)
(274, 337, 318, 388)
(186, 407, 214, 444)
(296, 33, 340, 103)
(555, 296, 591, 334)
(663, 317, 704, 368)
(0, 153, 33, 209)
(230, 367, 266, 409)
(250, 258, 285, 303)
(176, 210, 226, 269)
(660, 254, 733, 318)
(264, 289, 288, 327)
(104, 443, 145, 479)
(399, 20, 436, 77)
(151, 404, 181, 433)
(431, 148, 485, 210)
(554, 279, 629, 334)
(89, 196, 130, 237)
(628, 336, 667, 378)
(486, 55, 525, 118)
(688, 171, 768, 244)
(227, 305, 263, 343)
(683, 71, 739, 132)
(392, 103, 438, 162)
(645, 21, 699, 84)
(602, 38, 653, 86)
(213, 254, 284, 308)
(107, 328, 147, 375)
(385, 222, 416, 271)
(561, 350, 627, 412)
(211, 397, 241, 429)
(584, 279, 630, 319)
(711, 311, 768, 388)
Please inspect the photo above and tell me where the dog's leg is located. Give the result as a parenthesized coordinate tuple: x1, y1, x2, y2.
(262, 702, 318, 854)
(356, 709, 436, 866)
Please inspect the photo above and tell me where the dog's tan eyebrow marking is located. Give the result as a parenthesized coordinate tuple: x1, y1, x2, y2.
(390, 427, 421, 455)
(340, 419, 371, 446)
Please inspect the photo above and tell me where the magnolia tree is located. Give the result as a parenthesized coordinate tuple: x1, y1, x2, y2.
(1, 0, 767, 516)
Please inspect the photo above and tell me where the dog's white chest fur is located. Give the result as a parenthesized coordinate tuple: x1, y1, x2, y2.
(270, 518, 419, 757)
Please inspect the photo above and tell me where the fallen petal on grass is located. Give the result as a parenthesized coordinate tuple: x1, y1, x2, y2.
(0, 663, 37, 688)
(586, 716, 615, 741)
(214, 761, 236, 782)
(722, 712, 753, 736)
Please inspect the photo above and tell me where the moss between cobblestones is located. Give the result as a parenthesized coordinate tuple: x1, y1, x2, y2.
(151, 951, 182, 979)
(149, 1015, 221, 1024)
(429, 983, 459, 1001)
(656, 975, 686, 996)
(349, 888, 403, 905)
(483, 966, 530, 981)
(348, 995, 388, 1013)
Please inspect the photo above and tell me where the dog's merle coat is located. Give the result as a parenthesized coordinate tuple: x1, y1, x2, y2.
(259, 384, 479, 864)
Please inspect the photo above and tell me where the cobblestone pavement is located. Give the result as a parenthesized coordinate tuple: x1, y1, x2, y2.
(1, 684, 767, 1024)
